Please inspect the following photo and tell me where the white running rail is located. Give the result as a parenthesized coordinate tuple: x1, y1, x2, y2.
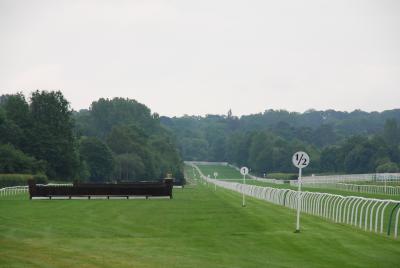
(0, 183, 73, 198)
(290, 181, 400, 196)
(0, 186, 29, 197)
(301, 173, 400, 183)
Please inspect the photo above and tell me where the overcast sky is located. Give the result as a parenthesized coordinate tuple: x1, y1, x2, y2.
(0, 0, 399, 116)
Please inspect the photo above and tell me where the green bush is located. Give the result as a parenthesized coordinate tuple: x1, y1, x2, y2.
(266, 173, 298, 180)
(376, 162, 399, 173)
(0, 143, 46, 174)
(33, 173, 48, 184)
(0, 173, 48, 188)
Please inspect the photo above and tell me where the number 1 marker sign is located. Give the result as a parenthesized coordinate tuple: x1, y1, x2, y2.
(240, 166, 249, 207)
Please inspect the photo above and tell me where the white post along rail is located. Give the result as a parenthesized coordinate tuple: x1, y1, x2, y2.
(0, 186, 29, 197)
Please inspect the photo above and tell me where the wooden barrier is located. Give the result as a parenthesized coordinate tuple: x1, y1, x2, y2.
(28, 179, 173, 200)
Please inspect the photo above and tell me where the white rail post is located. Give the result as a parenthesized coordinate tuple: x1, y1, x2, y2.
(243, 173, 246, 206)
(240, 167, 249, 207)
(213, 172, 218, 191)
(384, 173, 387, 194)
(296, 167, 302, 232)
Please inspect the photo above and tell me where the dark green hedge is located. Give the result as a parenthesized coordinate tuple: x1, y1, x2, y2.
(266, 173, 298, 180)
(0, 174, 48, 188)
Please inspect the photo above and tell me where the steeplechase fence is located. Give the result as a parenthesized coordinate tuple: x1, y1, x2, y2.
(1, 180, 174, 200)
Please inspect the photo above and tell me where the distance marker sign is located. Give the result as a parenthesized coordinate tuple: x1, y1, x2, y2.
(240, 167, 249, 176)
(292, 151, 310, 233)
(292, 151, 310, 169)
(240, 166, 249, 207)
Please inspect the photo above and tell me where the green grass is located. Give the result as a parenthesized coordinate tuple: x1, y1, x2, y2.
(346, 181, 400, 186)
(1, 167, 400, 267)
(194, 164, 244, 180)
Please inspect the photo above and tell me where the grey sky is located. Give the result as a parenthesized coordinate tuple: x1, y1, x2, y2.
(1, 0, 399, 116)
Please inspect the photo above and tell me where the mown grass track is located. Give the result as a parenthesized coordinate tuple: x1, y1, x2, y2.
(0, 166, 399, 267)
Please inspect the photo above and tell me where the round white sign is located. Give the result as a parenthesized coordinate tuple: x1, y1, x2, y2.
(213, 172, 218, 177)
(292, 151, 310, 169)
(240, 167, 249, 175)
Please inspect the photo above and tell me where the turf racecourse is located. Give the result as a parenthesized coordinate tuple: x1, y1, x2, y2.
(1, 177, 400, 267)
(195, 164, 400, 200)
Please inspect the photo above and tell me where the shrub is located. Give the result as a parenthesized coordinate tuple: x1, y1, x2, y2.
(376, 162, 399, 173)
(266, 173, 298, 180)
(33, 173, 48, 184)
(0, 143, 46, 174)
(0, 173, 48, 188)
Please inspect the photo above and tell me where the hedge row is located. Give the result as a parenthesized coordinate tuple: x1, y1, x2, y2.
(266, 173, 298, 180)
(0, 174, 48, 188)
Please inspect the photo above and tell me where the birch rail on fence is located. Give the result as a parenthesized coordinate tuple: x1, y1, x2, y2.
(290, 181, 400, 196)
(190, 164, 400, 239)
(301, 173, 400, 183)
(0, 186, 29, 197)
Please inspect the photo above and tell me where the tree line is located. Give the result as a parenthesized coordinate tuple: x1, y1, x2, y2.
(0, 91, 183, 182)
(161, 109, 400, 175)
(1, 91, 399, 180)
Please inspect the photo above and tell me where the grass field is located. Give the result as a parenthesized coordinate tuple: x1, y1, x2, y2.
(192, 165, 243, 180)
(1, 167, 400, 267)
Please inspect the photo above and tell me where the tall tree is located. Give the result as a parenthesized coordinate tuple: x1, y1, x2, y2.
(30, 90, 79, 180)
(383, 119, 399, 146)
(79, 137, 114, 182)
(0, 93, 31, 151)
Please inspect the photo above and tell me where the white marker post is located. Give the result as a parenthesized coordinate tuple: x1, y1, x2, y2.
(384, 173, 387, 194)
(213, 172, 218, 191)
(240, 167, 249, 207)
(292, 151, 310, 233)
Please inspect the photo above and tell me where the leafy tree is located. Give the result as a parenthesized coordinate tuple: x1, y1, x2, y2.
(0, 94, 31, 151)
(114, 153, 146, 180)
(79, 137, 114, 182)
(376, 162, 399, 173)
(320, 146, 341, 172)
(87, 97, 158, 138)
(383, 119, 399, 146)
(312, 124, 337, 148)
(29, 90, 79, 180)
(75, 98, 183, 180)
(0, 143, 46, 174)
(343, 138, 379, 173)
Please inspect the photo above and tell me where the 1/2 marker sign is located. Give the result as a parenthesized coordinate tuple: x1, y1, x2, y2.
(292, 151, 310, 169)
(292, 151, 310, 233)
